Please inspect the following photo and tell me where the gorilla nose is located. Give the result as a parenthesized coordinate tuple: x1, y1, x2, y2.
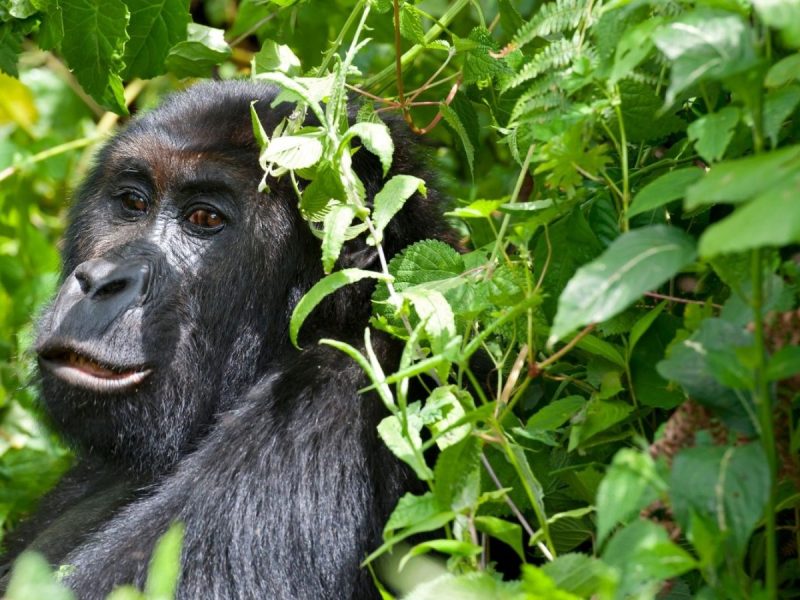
(74, 258, 150, 305)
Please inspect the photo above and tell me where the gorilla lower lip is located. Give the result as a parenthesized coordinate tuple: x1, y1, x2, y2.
(41, 350, 150, 392)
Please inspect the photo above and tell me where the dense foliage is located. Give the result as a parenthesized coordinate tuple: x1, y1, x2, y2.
(1, 0, 799, 598)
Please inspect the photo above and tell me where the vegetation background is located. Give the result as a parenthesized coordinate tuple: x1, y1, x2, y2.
(0, 0, 799, 598)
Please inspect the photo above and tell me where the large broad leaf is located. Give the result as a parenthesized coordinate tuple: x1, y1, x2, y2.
(686, 106, 740, 163)
(685, 144, 800, 209)
(260, 135, 323, 170)
(60, 0, 130, 112)
(627, 167, 703, 218)
(549, 225, 696, 344)
(657, 317, 756, 433)
(699, 175, 800, 257)
(670, 443, 771, 560)
(165, 23, 231, 78)
(654, 9, 757, 106)
(123, 0, 190, 79)
(603, 520, 698, 597)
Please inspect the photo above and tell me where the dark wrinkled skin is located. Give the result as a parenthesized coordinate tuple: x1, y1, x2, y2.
(0, 81, 452, 599)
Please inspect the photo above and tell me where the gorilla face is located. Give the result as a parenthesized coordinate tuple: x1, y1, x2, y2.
(35, 83, 322, 475)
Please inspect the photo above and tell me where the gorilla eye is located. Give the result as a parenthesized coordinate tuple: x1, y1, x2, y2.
(119, 191, 148, 215)
(187, 207, 225, 231)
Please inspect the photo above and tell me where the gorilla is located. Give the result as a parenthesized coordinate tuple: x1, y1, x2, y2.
(0, 81, 452, 598)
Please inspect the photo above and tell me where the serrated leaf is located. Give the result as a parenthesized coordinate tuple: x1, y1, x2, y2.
(384, 492, 440, 535)
(628, 168, 703, 218)
(61, 0, 129, 112)
(654, 10, 757, 106)
(596, 449, 660, 544)
(290, 268, 390, 347)
(251, 39, 301, 76)
(123, 0, 190, 79)
(299, 164, 345, 222)
(440, 103, 474, 176)
(685, 144, 800, 209)
(399, 3, 425, 45)
(369, 175, 425, 245)
(321, 204, 356, 273)
(687, 106, 740, 163)
(617, 79, 685, 144)
(462, 27, 507, 85)
(378, 413, 433, 481)
(550, 225, 696, 344)
(347, 121, 394, 177)
(261, 135, 323, 170)
(165, 23, 231, 78)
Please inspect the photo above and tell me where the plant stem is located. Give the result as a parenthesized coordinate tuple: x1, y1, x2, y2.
(0, 136, 102, 183)
(364, 0, 471, 92)
(488, 145, 535, 269)
(613, 85, 631, 231)
(751, 247, 778, 599)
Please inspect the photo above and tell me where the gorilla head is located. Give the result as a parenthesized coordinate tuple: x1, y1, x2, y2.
(33, 81, 449, 476)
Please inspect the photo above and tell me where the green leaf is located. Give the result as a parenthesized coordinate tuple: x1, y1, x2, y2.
(404, 572, 522, 600)
(462, 27, 507, 85)
(399, 539, 482, 571)
(290, 268, 390, 347)
(540, 553, 616, 598)
(549, 225, 696, 344)
(628, 168, 703, 218)
(575, 335, 625, 368)
(670, 443, 771, 559)
(60, 0, 130, 112)
(629, 301, 666, 352)
(603, 520, 697, 596)
(568, 398, 633, 451)
(433, 435, 480, 510)
(145, 523, 184, 600)
(5, 552, 75, 600)
(403, 288, 455, 356)
(609, 19, 660, 84)
(475, 516, 524, 561)
(440, 103, 474, 176)
(764, 85, 800, 148)
(698, 174, 800, 257)
(399, 3, 425, 45)
(657, 318, 756, 433)
(0, 22, 25, 76)
(378, 412, 433, 481)
(654, 10, 757, 106)
(617, 79, 686, 144)
(687, 107, 740, 163)
(766, 345, 800, 382)
(384, 492, 440, 535)
(685, 144, 800, 209)
(596, 449, 660, 544)
(299, 164, 346, 222)
(165, 23, 231, 78)
(321, 204, 356, 274)
(251, 40, 301, 76)
(369, 175, 425, 245)
(261, 135, 323, 170)
(347, 121, 394, 177)
(122, 0, 190, 79)
(526, 395, 585, 432)
(752, 0, 800, 48)
(765, 53, 800, 87)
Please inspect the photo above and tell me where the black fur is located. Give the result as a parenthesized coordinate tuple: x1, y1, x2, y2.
(0, 81, 451, 599)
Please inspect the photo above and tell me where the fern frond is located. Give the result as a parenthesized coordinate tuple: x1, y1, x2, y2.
(501, 38, 578, 93)
(512, 0, 587, 50)
(509, 73, 562, 122)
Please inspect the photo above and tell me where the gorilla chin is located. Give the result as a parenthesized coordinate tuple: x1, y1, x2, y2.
(0, 80, 453, 600)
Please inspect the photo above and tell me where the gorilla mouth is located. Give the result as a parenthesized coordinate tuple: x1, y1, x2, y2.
(39, 348, 150, 393)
